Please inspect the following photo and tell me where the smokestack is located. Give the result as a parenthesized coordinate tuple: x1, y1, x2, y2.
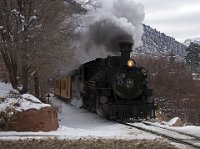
(119, 42, 133, 65)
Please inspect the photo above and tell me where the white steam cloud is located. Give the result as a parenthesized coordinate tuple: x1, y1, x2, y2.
(70, 0, 145, 70)
(59, 0, 145, 102)
(82, 0, 145, 54)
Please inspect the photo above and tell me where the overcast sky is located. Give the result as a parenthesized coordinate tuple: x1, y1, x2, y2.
(134, 0, 200, 42)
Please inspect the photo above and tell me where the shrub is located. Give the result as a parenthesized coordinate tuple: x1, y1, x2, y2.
(0, 107, 16, 131)
(134, 55, 200, 125)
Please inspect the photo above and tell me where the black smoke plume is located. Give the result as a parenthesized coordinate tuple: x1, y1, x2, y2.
(87, 18, 134, 54)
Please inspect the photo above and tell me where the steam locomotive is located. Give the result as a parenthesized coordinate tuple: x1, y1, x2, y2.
(55, 42, 156, 120)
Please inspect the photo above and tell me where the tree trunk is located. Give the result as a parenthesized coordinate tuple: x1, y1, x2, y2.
(8, 69, 18, 89)
(21, 27, 29, 94)
(0, 50, 18, 89)
(34, 70, 40, 98)
(21, 63, 28, 94)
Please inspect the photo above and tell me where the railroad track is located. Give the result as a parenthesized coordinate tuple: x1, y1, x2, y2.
(121, 121, 200, 149)
(143, 121, 200, 140)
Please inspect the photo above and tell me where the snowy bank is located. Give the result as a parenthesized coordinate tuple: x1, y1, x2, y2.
(0, 82, 50, 113)
(0, 97, 50, 113)
(0, 82, 58, 131)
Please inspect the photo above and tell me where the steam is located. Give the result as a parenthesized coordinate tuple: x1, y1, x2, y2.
(87, 17, 134, 53)
(58, 0, 145, 101)
(83, 0, 145, 54)
(64, 0, 145, 74)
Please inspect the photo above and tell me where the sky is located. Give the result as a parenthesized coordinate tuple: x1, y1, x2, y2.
(134, 0, 200, 42)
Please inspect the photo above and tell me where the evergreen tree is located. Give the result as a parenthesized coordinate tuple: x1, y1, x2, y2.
(169, 50, 175, 63)
(186, 42, 200, 73)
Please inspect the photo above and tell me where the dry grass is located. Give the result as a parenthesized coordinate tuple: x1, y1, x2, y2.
(0, 138, 178, 149)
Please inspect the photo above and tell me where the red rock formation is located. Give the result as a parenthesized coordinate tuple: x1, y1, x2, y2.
(7, 107, 59, 132)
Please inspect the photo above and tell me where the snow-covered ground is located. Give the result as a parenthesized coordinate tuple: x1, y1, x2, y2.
(46, 96, 160, 139)
(0, 83, 50, 113)
(0, 82, 200, 149)
(152, 120, 200, 137)
(0, 82, 158, 140)
(0, 94, 159, 140)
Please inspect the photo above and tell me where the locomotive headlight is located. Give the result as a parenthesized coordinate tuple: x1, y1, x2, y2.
(127, 59, 135, 67)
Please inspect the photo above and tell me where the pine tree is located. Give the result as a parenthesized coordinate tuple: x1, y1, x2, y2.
(185, 42, 200, 73)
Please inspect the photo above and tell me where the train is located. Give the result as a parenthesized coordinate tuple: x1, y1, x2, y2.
(54, 42, 156, 120)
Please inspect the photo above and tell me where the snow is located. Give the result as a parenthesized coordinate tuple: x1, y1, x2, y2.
(29, 16, 37, 23)
(0, 82, 50, 113)
(184, 37, 200, 46)
(48, 96, 159, 139)
(1, 81, 200, 148)
(11, 9, 19, 15)
(192, 73, 200, 80)
(0, 82, 13, 97)
(21, 94, 41, 103)
(171, 126, 200, 137)
(163, 117, 180, 126)
(71, 97, 83, 108)
(0, 82, 159, 140)
(0, 97, 50, 112)
(131, 122, 194, 140)
(151, 121, 200, 137)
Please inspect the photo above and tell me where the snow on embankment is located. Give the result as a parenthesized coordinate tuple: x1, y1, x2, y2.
(0, 94, 51, 113)
(161, 117, 182, 127)
(0, 82, 58, 131)
(0, 83, 50, 113)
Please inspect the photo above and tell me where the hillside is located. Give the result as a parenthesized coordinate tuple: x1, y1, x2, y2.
(65, 1, 187, 59)
(135, 25, 187, 58)
(184, 37, 200, 46)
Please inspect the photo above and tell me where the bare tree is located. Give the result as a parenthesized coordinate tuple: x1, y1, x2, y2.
(30, 0, 81, 97)
(0, 0, 90, 97)
(0, 0, 41, 92)
(0, 0, 18, 89)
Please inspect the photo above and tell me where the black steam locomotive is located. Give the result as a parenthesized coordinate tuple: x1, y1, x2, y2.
(72, 42, 155, 120)
(55, 42, 155, 120)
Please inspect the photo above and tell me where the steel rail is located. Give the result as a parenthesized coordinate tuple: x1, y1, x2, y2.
(142, 121, 200, 140)
(120, 121, 200, 149)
